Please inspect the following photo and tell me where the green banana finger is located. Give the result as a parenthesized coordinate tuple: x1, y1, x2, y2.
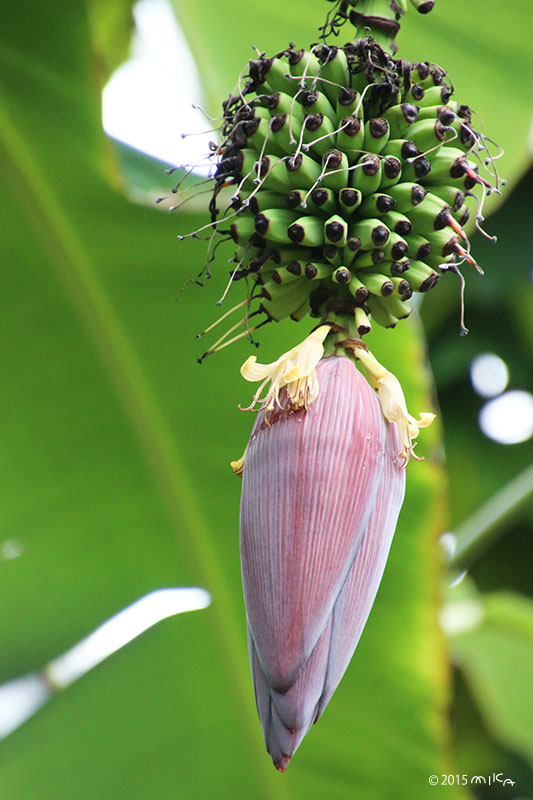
(355, 305, 372, 335)
(254, 208, 302, 242)
(380, 231, 409, 261)
(400, 155, 432, 182)
(378, 292, 412, 319)
(317, 46, 350, 106)
(366, 295, 398, 328)
(265, 246, 315, 266)
(338, 187, 362, 216)
(249, 56, 296, 96)
(302, 113, 336, 157)
(390, 275, 412, 297)
(268, 264, 303, 284)
(323, 244, 344, 266)
(351, 154, 382, 194)
(424, 252, 454, 269)
(260, 278, 314, 321)
(299, 88, 337, 123)
(263, 91, 305, 124)
(336, 117, 365, 164)
(358, 272, 395, 297)
(304, 262, 335, 280)
(363, 117, 390, 154)
(403, 259, 440, 291)
(429, 184, 465, 212)
(247, 190, 289, 214)
(379, 156, 403, 189)
(325, 214, 348, 246)
(350, 249, 386, 269)
(382, 139, 420, 161)
(322, 149, 350, 191)
(336, 86, 361, 118)
(403, 118, 451, 154)
(380, 210, 413, 236)
(287, 215, 325, 247)
(357, 192, 396, 217)
(425, 228, 459, 256)
(269, 112, 303, 153)
(288, 47, 321, 80)
(404, 233, 432, 260)
(332, 266, 352, 285)
(384, 103, 421, 138)
(385, 182, 427, 211)
(402, 83, 426, 104)
(417, 104, 457, 126)
(347, 274, 370, 301)
(349, 218, 390, 250)
(230, 213, 257, 243)
(415, 84, 452, 107)
(243, 116, 285, 157)
(309, 187, 339, 214)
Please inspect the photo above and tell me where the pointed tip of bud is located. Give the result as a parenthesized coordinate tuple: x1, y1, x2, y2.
(274, 754, 291, 772)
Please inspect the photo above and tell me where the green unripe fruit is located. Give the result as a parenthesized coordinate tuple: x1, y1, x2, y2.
(332, 266, 352, 285)
(199, 34, 499, 340)
(355, 305, 372, 335)
(299, 89, 337, 123)
(317, 46, 350, 106)
(338, 188, 362, 216)
(363, 118, 391, 153)
(359, 272, 395, 297)
(336, 117, 365, 163)
(351, 154, 382, 194)
(302, 113, 336, 157)
(325, 215, 348, 246)
(336, 86, 360, 117)
(366, 295, 398, 328)
(287, 215, 325, 247)
(380, 156, 403, 189)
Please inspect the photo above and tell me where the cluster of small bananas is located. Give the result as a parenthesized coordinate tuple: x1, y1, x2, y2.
(197, 37, 499, 351)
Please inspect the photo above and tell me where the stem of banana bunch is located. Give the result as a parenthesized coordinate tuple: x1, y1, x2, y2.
(345, 0, 404, 52)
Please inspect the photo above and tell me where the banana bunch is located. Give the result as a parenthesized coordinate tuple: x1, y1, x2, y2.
(198, 37, 499, 351)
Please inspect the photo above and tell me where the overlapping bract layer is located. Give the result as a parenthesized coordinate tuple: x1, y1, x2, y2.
(240, 356, 406, 770)
(203, 38, 499, 347)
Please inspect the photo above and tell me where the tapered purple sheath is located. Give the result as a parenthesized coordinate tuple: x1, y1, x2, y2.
(239, 355, 406, 771)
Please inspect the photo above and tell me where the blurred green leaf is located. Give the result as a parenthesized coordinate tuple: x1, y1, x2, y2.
(422, 166, 533, 528)
(452, 592, 533, 765)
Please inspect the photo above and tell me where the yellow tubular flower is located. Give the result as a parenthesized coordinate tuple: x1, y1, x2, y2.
(239, 325, 331, 416)
(355, 348, 436, 466)
(230, 445, 247, 477)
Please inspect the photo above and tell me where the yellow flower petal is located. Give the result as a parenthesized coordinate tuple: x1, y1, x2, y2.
(230, 445, 248, 477)
(356, 347, 435, 466)
(240, 355, 280, 382)
(238, 325, 330, 417)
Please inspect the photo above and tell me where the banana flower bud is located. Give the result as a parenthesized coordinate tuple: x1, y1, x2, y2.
(238, 353, 408, 771)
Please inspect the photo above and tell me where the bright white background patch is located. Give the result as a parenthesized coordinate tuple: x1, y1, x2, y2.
(102, 0, 212, 169)
(479, 390, 533, 445)
(470, 352, 509, 398)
